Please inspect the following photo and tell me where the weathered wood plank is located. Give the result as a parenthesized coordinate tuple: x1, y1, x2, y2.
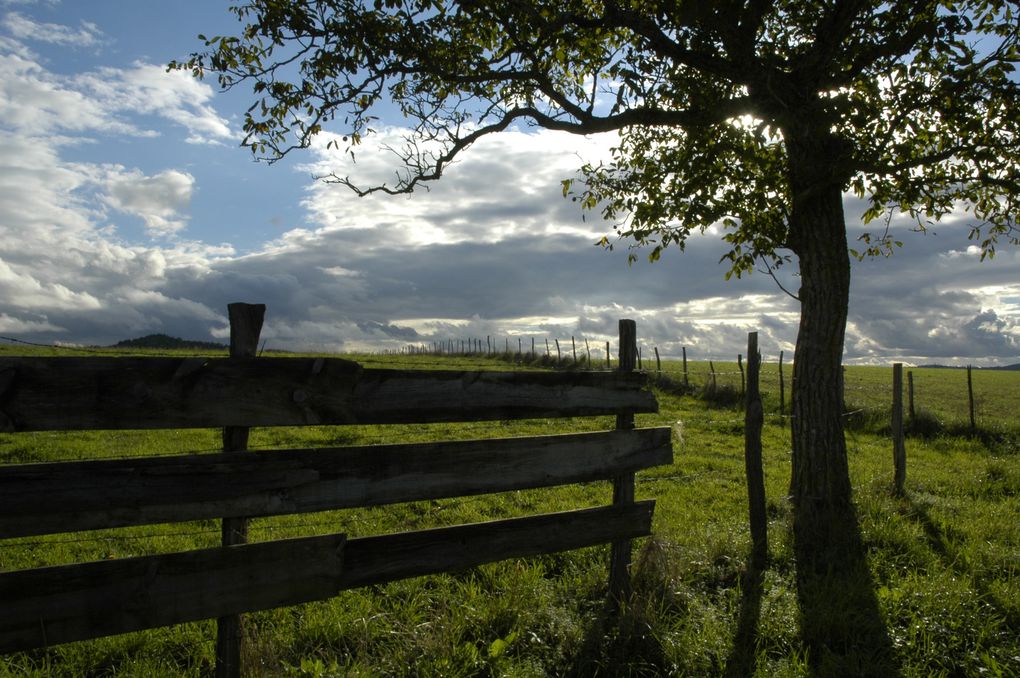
(0, 358, 656, 431)
(338, 501, 656, 589)
(0, 428, 672, 538)
(0, 502, 654, 653)
(0, 533, 347, 653)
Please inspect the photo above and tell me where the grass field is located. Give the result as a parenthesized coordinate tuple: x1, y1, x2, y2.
(0, 347, 1018, 676)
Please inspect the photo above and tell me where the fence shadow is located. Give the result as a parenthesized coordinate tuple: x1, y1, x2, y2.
(794, 507, 904, 677)
(723, 562, 765, 678)
(564, 540, 673, 677)
(564, 602, 669, 678)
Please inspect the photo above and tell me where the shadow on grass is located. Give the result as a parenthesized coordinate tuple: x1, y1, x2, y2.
(723, 562, 765, 678)
(903, 495, 1018, 629)
(564, 603, 669, 678)
(794, 506, 904, 677)
(563, 542, 672, 677)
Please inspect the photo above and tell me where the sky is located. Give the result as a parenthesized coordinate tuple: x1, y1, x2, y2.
(0, 1, 1017, 366)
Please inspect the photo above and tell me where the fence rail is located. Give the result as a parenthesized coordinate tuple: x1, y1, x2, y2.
(0, 358, 655, 431)
(0, 307, 671, 677)
(0, 428, 670, 539)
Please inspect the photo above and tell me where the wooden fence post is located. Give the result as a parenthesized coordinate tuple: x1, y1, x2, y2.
(907, 370, 915, 422)
(609, 319, 637, 604)
(737, 353, 745, 398)
(556, 339, 562, 362)
(778, 350, 786, 427)
(572, 337, 577, 363)
(654, 347, 661, 373)
(682, 347, 688, 387)
(585, 338, 591, 367)
(216, 302, 265, 678)
(744, 333, 767, 568)
(892, 363, 906, 495)
(967, 365, 976, 430)
(709, 360, 717, 391)
(606, 341, 611, 369)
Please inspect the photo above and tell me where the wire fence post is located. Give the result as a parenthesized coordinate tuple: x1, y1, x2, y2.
(737, 353, 745, 399)
(892, 363, 906, 495)
(967, 364, 976, 430)
(778, 350, 786, 427)
(907, 370, 915, 423)
(744, 332, 767, 568)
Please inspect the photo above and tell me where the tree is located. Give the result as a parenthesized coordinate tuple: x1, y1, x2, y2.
(176, 0, 1020, 559)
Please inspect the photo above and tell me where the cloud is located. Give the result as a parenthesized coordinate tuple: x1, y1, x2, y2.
(2, 11, 102, 47)
(0, 312, 63, 334)
(0, 257, 102, 311)
(74, 64, 233, 144)
(102, 168, 195, 236)
(297, 126, 616, 247)
(0, 51, 145, 137)
(0, 12, 1016, 366)
(0, 28, 230, 143)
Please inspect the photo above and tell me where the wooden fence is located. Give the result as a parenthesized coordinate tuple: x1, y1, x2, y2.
(0, 305, 672, 677)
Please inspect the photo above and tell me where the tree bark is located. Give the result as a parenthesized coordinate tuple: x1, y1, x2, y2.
(785, 130, 855, 565)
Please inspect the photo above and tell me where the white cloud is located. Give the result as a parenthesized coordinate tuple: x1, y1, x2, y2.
(0, 257, 102, 311)
(102, 167, 195, 236)
(296, 126, 616, 248)
(0, 52, 146, 137)
(75, 64, 233, 144)
(2, 11, 102, 47)
(0, 312, 63, 334)
(0, 39, 230, 143)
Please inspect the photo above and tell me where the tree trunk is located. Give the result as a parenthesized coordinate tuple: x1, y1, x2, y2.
(785, 133, 855, 564)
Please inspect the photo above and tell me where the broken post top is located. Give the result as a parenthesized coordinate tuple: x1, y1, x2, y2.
(227, 303, 266, 359)
(618, 319, 637, 372)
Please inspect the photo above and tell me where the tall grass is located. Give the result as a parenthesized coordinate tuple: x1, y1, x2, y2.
(0, 350, 1017, 676)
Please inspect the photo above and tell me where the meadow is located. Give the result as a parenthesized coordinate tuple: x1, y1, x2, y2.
(0, 346, 1018, 677)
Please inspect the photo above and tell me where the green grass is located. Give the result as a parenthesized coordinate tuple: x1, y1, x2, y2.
(0, 351, 1018, 676)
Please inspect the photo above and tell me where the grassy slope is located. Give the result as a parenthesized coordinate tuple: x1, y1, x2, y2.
(0, 349, 1017, 676)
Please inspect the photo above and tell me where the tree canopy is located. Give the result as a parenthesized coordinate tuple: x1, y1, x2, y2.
(177, 0, 1019, 270)
(177, 0, 1020, 560)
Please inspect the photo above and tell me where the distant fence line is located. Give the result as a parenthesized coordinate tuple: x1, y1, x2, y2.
(399, 336, 1013, 431)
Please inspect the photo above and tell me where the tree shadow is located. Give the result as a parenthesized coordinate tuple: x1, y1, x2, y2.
(793, 505, 904, 677)
(723, 561, 765, 678)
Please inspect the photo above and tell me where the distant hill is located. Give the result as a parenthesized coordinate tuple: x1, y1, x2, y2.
(112, 334, 226, 351)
